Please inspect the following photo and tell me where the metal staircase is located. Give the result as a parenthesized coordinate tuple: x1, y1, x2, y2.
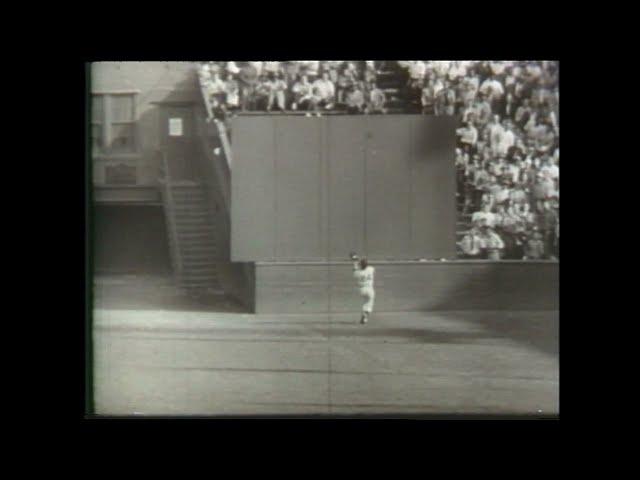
(160, 159, 222, 296)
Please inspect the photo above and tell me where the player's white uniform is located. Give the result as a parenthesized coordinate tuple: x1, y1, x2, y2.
(353, 264, 375, 314)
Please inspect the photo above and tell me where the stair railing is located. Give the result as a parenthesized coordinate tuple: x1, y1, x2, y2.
(158, 149, 183, 284)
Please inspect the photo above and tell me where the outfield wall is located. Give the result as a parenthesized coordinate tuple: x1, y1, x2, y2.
(231, 115, 458, 262)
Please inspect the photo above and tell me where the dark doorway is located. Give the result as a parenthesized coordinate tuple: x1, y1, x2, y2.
(158, 104, 197, 182)
(93, 205, 171, 274)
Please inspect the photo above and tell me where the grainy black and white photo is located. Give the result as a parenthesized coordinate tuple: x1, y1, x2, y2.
(90, 60, 559, 416)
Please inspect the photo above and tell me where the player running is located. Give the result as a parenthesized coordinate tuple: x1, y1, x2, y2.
(350, 252, 375, 324)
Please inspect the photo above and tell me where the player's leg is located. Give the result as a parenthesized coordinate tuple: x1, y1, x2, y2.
(361, 288, 374, 324)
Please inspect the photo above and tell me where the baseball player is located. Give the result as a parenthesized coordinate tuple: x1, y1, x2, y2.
(350, 252, 375, 324)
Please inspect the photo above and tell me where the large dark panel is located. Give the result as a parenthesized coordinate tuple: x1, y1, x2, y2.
(410, 116, 458, 259)
(93, 205, 171, 274)
(231, 116, 457, 262)
(231, 118, 276, 261)
(274, 118, 323, 260)
(327, 117, 366, 260)
(365, 117, 412, 259)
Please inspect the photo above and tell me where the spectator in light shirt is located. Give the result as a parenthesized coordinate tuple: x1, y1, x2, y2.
(432, 76, 445, 97)
(448, 61, 467, 81)
(226, 62, 240, 75)
(199, 63, 212, 82)
(263, 61, 281, 76)
(207, 72, 227, 107)
(300, 60, 320, 80)
(480, 76, 505, 99)
(474, 94, 493, 126)
(509, 180, 529, 206)
(480, 226, 505, 260)
(365, 82, 386, 114)
(480, 76, 505, 114)
(457, 121, 478, 149)
(311, 71, 336, 111)
(532, 173, 555, 212)
(238, 63, 259, 111)
(435, 81, 456, 115)
(421, 79, 436, 114)
(225, 73, 240, 110)
(267, 72, 288, 111)
(364, 61, 377, 84)
(408, 61, 427, 87)
(493, 179, 512, 206)
(539, 156, 559, 182)
(432, 60, 451, 77)
(291, 74, 314, 111)
(472, 203, 496, 229)
(488, 115, 506, 156)
(249, 61, 264, 77)
(459, 227, 485, 258)
(489, 61, 507, 77)
(495, 120, 516, 156)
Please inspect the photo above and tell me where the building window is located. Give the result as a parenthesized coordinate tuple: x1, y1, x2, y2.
(91, 93, 138, 155)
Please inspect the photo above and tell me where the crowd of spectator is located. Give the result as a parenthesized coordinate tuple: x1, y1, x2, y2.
(198, 61, 388, 116)
(198, 60, 559, 261)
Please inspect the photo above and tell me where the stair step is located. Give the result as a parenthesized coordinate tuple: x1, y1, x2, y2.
(178, 235, 215, 242)
(175, 228, 216, 235)
(180, 274, 219, 282)
(171, 195, 208, 203)
(181, 273, 219, 280)
(180, 245, 217, 253)
(169, 181, 202, 188)
(173, 211, 212, 218)
(181, 252, 218, 259)
(180, 280, 221, 287)
(181, 244, 217, 251)
(174, 219, 216, 226)
(178, 231, 216, 239)
(183, 270, 219, 276)
(182, 262, 218, 268)
(172, 199, 209, 206)
(180, 244, 216, 252)
(173, 197, 208, 208)
(177, 240, 216, 247)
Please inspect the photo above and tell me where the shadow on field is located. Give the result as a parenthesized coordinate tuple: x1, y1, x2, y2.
(92, 274, 247, 313)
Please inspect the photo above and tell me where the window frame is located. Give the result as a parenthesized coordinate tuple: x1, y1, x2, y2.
(91, 91, 140, 158)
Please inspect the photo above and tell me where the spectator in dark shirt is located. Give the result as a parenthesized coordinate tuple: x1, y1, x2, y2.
(254, 75, 272, 111)
(337, 63, 358, 105)
(345, 83, 366, 114)
(539, 200, 558, 259)
(524, 228, 545, 260)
